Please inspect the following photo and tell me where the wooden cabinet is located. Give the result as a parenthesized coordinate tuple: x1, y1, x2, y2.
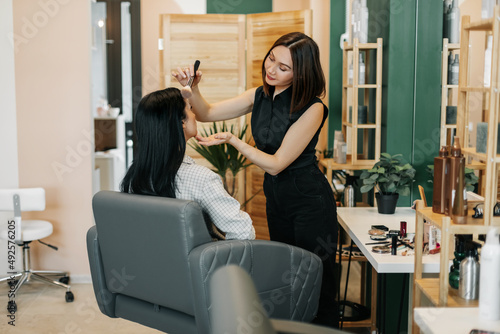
(457, 9, 500, 224)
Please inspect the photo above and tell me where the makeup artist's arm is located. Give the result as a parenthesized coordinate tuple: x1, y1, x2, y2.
(172, 66, 256, 122)
(189, 86, 256, 122)
(196, 102, 324, 176)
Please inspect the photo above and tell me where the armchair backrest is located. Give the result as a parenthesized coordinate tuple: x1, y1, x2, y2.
(91, 191, 212, 317)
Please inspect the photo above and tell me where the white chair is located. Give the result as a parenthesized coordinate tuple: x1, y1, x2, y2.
(0, 188, 74, 312)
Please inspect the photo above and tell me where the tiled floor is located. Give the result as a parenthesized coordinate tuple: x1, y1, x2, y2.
(0, 262, 370, 333)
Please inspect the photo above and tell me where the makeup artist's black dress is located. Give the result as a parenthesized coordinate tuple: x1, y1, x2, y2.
(251, 85, 339, 327)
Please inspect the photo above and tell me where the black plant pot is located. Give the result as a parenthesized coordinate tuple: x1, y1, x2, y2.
(375, 193, 399, 214)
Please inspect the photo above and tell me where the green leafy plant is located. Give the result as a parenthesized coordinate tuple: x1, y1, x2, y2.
(426, 165, 478, 191)
(359, 153, 416, 196)
(189, 121, 252, 197)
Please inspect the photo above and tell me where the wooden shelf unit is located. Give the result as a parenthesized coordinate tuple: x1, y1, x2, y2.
(341, 38, 382, 167)
(413, 8, 500, 334)
(457, 8, 500, 225)
(440, 38, 461, 148)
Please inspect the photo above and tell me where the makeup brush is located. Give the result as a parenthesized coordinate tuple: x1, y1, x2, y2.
(187, 60, 200, 87)
(181, 60, 200, 99)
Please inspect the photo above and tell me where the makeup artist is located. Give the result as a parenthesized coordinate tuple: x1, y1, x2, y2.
(172, 32, 338, 328)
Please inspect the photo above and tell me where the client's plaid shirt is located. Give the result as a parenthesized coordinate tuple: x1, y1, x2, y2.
(175, 155, 255, 240)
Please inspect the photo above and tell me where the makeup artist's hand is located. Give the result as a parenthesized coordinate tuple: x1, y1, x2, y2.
(171, 65, 202, 88)
(195, 133, 233, 146)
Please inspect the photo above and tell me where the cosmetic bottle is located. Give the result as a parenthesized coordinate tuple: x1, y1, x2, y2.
(348, 60, 353, 85)
(449, 234, 470, 289)
(484, 35, 492, 87)
(352, 0, 360, 42)
(336, 140, 347, 164)
(445, 137, 466, 221)
(482, 0, 495, 19)
(358, 53, 365, 85)
(443, 0, 451, 39)
(358, 0, 369, 43)
(459, 241, 480, 300)
(479, 228, 500, 320)
(343, 175, 356, 208)
(444, 141, 457, 216)
(451, 137, 467, 224)
(448, 52, 454, 84)
(448, 0, 460, 44)
(432, 146, 449, 214)
(450, 54, 459, 85)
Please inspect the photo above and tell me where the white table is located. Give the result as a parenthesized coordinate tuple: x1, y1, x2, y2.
(336, 207, 441, 333)
(414, 307, 500, 333)
(337, 206, 440, 273)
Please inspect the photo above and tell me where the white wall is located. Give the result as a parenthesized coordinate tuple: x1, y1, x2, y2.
(0, 0, 19, 275)
(0, 0, 19, 189)
(12, 0, 93, 281)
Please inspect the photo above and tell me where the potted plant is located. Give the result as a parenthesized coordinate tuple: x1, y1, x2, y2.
(189, 121, 252, 198)
(359, 153, 416, 214)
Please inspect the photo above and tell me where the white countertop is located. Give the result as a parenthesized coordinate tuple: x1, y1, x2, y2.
(414, 307, 500, 333)
(337, 206, 440, 273)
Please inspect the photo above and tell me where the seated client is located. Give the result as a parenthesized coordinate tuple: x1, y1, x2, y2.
(120, 87, 255, 240)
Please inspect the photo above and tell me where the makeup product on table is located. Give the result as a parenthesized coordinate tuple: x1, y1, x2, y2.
(400, 221, 407, 238)
(371, 225, 389, 231)
(370, 234, 387, 241)
(391, 235, 398, 255)
(368, 229, 385, 236)
(387, 230, 400, 238)
(365, 241, 390, 246)
(372, 245, 391, 254)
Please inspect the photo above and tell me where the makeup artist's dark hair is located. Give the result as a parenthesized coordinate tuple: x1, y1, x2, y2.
(121, 87, 186, 198)
(261, 32, 325, 113)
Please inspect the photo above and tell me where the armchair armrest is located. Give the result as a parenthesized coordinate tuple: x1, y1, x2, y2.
(86, 225, 117, 318)
(190, 239, 323, 334)
(209, 265, 344, 334)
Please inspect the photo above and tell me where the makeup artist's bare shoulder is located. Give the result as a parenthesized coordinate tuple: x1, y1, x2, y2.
(243, 87, 258, 105)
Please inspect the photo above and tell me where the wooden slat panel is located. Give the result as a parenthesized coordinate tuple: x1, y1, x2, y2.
(160, 13, 247, 203)
(246, 10, 312, 89)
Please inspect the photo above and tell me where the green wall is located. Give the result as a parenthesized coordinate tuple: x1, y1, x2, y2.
(329, 0, 442, 207)
(207, 0, 271, 14)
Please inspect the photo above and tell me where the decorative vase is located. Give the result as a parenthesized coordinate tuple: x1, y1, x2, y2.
(375, 193, 399, 214)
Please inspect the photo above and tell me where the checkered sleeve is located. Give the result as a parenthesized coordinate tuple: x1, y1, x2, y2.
(175, 158, 255, 240)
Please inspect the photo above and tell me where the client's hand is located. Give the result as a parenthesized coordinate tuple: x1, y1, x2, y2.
(196, 133, 233, 146)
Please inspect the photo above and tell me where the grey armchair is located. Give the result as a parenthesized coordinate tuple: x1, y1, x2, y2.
(210, 265, 347, 334)
(87, 191, 323, 334)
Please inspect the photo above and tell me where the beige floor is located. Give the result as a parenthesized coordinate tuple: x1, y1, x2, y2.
(0, 262, 368, 334)
(0, 282, 161, 333)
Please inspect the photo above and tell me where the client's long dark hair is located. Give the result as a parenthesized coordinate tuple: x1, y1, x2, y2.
(121, 88, 186, 198)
